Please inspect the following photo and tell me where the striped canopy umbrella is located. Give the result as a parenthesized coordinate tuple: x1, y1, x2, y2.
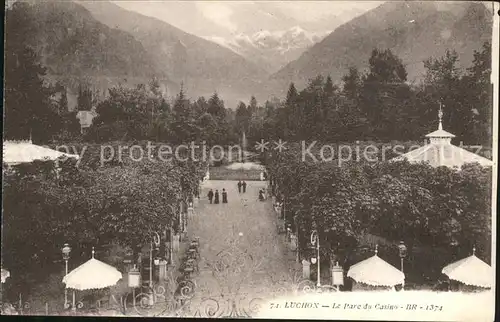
(442, 251, 492, 288)
(63, 249, 122, 290)
(348, 249, 404, 287)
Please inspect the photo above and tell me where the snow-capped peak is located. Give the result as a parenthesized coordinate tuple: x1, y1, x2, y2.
(203, 26, 332, 71)
(288, 25, 307, 36)
(253, 30, 273, 40)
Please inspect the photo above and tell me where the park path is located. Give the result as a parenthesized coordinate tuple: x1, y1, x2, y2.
(187, 180, 300, 300)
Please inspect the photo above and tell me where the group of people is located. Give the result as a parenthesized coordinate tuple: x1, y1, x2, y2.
(207, 189, 228, 204)
(258, 188, 267, 201)
(207, 180, 267, 204)
(237, 180, 247, 193)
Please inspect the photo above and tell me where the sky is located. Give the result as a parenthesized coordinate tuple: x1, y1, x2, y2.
(112, 1, 384, 37)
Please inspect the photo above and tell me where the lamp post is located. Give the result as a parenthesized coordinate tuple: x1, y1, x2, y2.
(149, 239, 153, 288)
(167, 204, 176, 265)
(149, 231, 160, 288)
(310, 230, 320, 287)
(61, 243, 71, 309)
(294, 216, 299, 263)
(179, 201, 185, 240)
(398, 241, 407, 290)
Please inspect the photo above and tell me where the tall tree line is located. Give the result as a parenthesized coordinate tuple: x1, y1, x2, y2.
(86, 83, 239, 145)
(266, 43, 492, 146)
(4, 34, 492, 147)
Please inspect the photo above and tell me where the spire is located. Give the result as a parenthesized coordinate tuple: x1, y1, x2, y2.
(472, 245, 476, 256)
(425, 102, 455, 144)
(438, 102, 443, 131)
(92, 247, 95, 259)
(375, 244, 378, 255)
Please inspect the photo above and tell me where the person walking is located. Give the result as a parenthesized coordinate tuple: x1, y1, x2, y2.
(222, 188, 228, 203)
(207, 189, 214, 204)
(214, 190, 220, 204)
(237, 180, 242, 193)
(242, 181, 247, 193)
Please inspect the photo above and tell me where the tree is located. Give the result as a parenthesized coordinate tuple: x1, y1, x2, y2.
(282, 83, 300, 140)
(424, 50, 461, 91)
(2, 143, 207, 293)
(149, 77, 164, 99)
(197, 113, 218, 145)
(323, 75, 336, 100)
(301, 76, 325, 140)
(342, 67, 361, 105)
(171, 86, 197, 144)
(89, 84, 149, 141)
(58, 86, 69, 114)
(360, 48, 412, 140)
(367, 48, 407, 84)
(247, 96, 268, 143)
(265, 147, 492, 283)
(207, 92, 226, 121)
(235, 101, 250, 135)
(262, 100, 279, 140)
(4, 34, 60, 143)
(192, 97, 208, 118)
(422, 49, 470, 139)
(462, 42, 492, 146)
(248, 96, 258, 116)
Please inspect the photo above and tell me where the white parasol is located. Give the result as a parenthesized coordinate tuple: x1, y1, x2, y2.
(63, 248, 122, 291)
(348, 248, 404, 287)
(442, 249, 492, 288)
(1, 268, 10, 283)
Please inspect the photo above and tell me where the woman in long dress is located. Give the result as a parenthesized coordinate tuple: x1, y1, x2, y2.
(214, 190, 220, 204)
(222, 188, 228, 203)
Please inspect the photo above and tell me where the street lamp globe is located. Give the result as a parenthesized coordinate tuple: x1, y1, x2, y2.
(398, 241, 407, 258)
(62, 243, 71, 260)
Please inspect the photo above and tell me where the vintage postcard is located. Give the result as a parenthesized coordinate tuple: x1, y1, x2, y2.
(2, 1, 498, 321)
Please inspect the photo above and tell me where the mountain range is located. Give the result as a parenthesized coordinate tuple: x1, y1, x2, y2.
(4, 0, 170, 109)
(113, 1, 377, 40)
(6, 0, 273, 109)
(79, 1, 269, 106)
(5, 0, 494, 110)
(272, 1, 493, 89)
